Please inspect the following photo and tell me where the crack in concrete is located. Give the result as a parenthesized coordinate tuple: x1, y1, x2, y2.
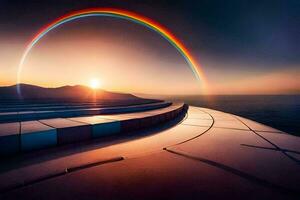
(234, 116, 300, 165)
(164, 148, 298, 197)
(0, 156, 124, 194)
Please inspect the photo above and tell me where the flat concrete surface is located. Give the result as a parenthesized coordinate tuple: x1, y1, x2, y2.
(39, 118, 88, 129)
(68, 116, 117, 125)
(21, 121, 55, 134)
(0, 106, 299, 199)
(0, 123, 20, 137)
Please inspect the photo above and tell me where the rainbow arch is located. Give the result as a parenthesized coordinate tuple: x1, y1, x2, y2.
(17, 8, 206, 90)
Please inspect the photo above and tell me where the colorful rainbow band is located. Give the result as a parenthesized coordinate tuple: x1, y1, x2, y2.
(17, 8, 206, 93)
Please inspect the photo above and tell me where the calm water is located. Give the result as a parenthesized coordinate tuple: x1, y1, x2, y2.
(165, 95, 300, 136)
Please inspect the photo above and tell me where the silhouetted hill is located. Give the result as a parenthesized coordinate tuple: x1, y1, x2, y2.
(0, 84, 139, 101)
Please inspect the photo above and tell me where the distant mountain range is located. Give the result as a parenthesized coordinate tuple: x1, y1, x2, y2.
(0, 84, 138, 101)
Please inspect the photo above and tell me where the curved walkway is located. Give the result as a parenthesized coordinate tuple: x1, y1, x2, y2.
(1, 106, 300, 199)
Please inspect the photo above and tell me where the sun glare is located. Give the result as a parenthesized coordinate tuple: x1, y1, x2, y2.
(89, 78, 101, 89)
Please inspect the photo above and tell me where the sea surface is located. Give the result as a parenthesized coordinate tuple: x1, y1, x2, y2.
(164, 95, 300, 136)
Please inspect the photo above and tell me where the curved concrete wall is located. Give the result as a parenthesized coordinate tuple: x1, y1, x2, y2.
(0, 101, 171, 123)
(0, 103, 187, 157)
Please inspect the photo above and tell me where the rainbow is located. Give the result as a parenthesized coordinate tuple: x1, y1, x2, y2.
(17, 8, 206, 91)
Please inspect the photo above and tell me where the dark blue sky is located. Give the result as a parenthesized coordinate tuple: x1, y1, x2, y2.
(1, 0, 299, 66)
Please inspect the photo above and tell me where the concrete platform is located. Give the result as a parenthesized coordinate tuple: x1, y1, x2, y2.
(0, 99, 161, 112)
(20, 121, 57, 151)
(0, 101, 170, 123)
(68, 116, 120, 138)
(0, 106, 299, 199)
(0, 122, 20, 156)
(40, 118, 92, 145)
(0, 103, 186, 156)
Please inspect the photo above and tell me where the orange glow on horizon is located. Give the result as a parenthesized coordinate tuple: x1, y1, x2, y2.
(17, 7, 207, 94)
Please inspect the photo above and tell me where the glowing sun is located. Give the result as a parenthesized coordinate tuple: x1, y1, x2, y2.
(89, 78, 101, 89)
